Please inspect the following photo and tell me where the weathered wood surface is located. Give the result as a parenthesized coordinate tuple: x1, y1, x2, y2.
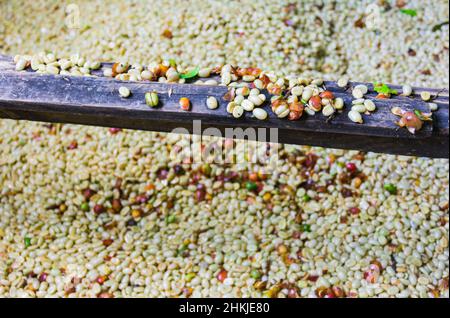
(0, 55, 448, 158)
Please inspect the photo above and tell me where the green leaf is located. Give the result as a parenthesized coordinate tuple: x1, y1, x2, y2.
(400, 9, 417, 17)
(24, 237, 32, 248)
(81, 25, 92, 33)
(373, 82, 398, 95)
(250, 269, 262, 279)
(180, 67, 199, 79)
(177, 243, 189, 256)
(414, 109, 433, 121)
(300, 224, 311, 232)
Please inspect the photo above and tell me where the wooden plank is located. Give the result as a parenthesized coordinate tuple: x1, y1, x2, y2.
(0, 55, 448, 158)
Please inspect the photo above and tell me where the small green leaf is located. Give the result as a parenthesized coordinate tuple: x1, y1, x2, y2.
(180, 67, 199, 79)
(400, 9, 417, 17)
(300, 224, 311, 232)
(384, 183, 398, 195)
(80, 202, 90, 212)
(168, 59, 177, 68)
(245, 181, 258, 192)
(177, 243, 189, 256)
(24, 237, 32, 248)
